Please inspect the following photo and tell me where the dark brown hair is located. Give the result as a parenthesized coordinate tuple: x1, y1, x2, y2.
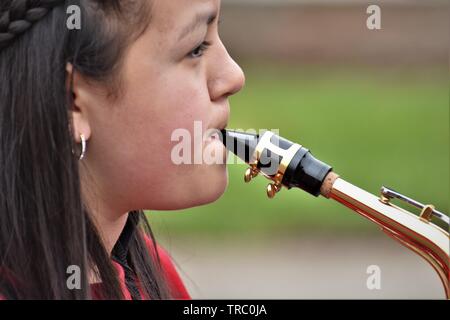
(0, 0, 171, 299)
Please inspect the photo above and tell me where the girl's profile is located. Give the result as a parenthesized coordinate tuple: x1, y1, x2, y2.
(0, 0, 244, 300)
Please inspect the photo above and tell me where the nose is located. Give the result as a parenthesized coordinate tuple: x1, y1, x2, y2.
(208, 42, 245, 101)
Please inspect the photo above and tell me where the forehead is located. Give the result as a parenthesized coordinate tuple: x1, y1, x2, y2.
(149, 0, 219, 34)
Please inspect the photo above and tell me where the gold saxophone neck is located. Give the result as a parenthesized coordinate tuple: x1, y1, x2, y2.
(221, 129, 450, 299)
(321, 172, 449, 299)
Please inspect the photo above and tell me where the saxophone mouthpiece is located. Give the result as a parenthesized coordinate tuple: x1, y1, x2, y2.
(221, 130, 449, 298)
(220, 129, 258, 164)
(220, 129, 332, 198)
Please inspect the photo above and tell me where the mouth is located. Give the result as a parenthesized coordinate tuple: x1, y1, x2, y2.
(205, 126, 228, 164)
(204, 119, 229, 168)
(206, 131, 222, 143)
(206, 117, 229, 143)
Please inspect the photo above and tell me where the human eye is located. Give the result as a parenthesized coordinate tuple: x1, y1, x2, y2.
(188, 41, 211, 59)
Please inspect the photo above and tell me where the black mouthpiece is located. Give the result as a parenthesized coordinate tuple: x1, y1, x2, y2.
(220, 129, 258, 163)
(220, 129, 332, 197)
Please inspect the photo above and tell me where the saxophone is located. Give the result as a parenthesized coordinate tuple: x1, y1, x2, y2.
(221, 129, 449, 298)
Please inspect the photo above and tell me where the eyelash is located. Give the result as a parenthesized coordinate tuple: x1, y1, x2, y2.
(188, 41, 211, 59)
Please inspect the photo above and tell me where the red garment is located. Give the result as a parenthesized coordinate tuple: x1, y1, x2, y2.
(145, 239, 191, 300)
(91, 213, 191, 300)
(93, 239, 191, 300)
(1, 213, 191, 300)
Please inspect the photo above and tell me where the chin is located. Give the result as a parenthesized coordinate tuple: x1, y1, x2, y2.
(150, 165, 229, 211)
(196, 165, 229, 205)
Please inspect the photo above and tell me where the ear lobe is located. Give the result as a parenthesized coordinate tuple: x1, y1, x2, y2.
(66, 62, 92, 143)
(71, 111, 92, 144)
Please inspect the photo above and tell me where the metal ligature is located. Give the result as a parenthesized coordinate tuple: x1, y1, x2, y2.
(221, 129, 449, 298)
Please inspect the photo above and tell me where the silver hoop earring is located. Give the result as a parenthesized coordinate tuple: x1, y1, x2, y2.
(79, 134, 87, 161)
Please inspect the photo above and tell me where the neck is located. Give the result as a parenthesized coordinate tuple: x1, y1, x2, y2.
(79, 169, 130, 255)
(90, 209, 130, 255)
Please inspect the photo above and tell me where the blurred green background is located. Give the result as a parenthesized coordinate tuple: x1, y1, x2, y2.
(148, 64, 448, 238)
(148, 0, 449, 239)
(147, 1, 448, 298)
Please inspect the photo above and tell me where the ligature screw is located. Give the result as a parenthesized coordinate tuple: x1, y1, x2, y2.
(244, 167, 259, 183)
(267, 182, 282, 199)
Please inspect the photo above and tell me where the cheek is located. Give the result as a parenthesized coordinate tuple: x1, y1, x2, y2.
(110, 71, 225, 209)
(127, 74, 209, 161)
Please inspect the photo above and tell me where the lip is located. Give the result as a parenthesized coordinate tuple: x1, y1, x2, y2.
(208, 108, 230, 137)
(217, 116, 229, 131)
(205, 119, 228, 147)
(204, 131, 229, 164)
(205, 123, 228, 144)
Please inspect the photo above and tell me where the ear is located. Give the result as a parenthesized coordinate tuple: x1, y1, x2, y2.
(66, 62, 92, 144)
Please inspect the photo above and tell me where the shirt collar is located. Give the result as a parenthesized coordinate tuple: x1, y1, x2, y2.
(110, 212, 143, 300)
(111, 212, 138, 263)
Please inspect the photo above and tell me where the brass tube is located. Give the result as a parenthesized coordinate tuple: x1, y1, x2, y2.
(323, 175, 449, 298)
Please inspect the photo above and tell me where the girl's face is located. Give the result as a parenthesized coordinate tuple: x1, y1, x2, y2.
(74, 0, 245, 213)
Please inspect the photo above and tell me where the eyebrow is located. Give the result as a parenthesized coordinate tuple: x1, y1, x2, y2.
(177, 10, 218, 41)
